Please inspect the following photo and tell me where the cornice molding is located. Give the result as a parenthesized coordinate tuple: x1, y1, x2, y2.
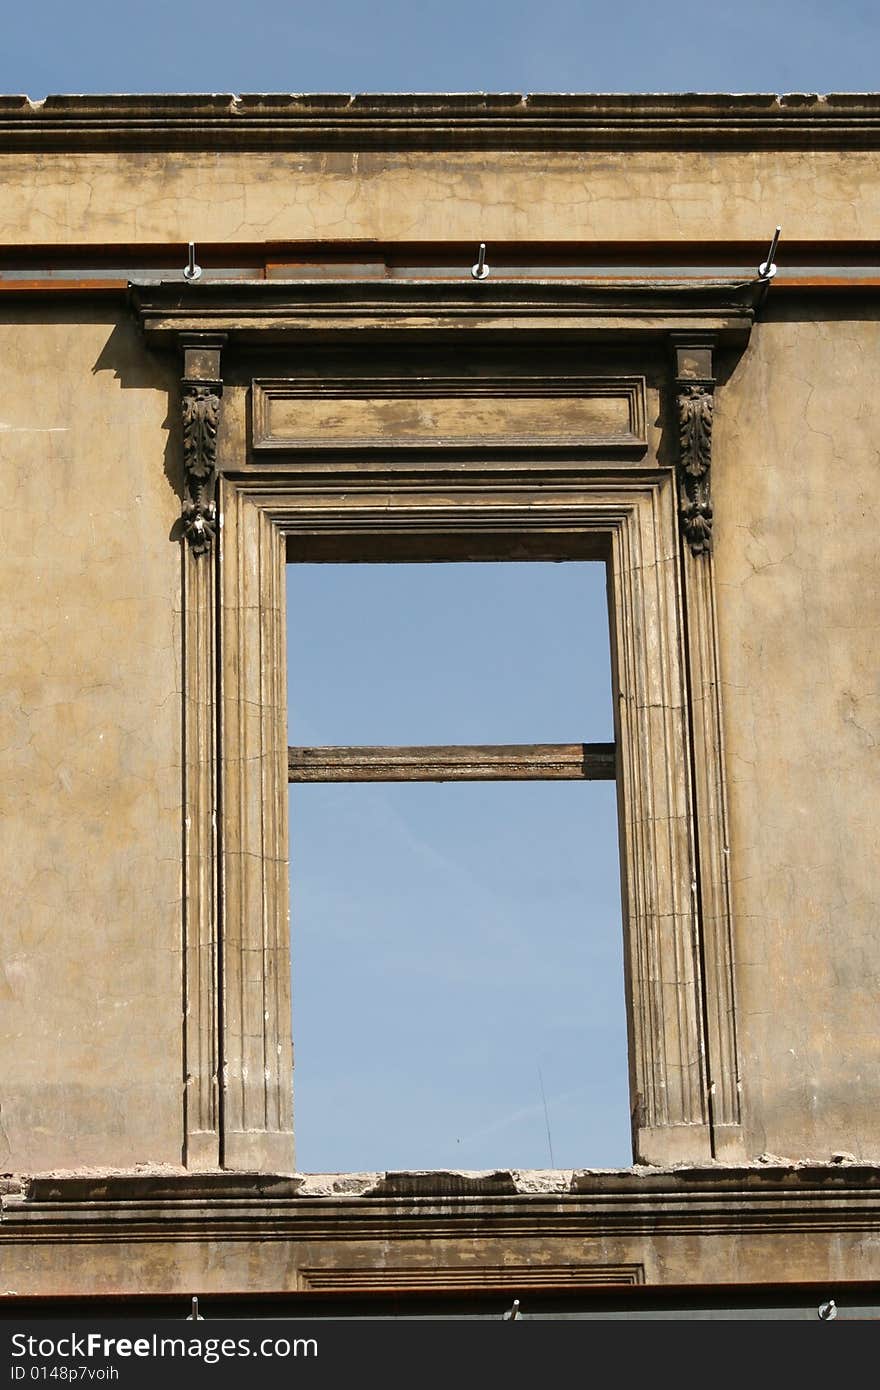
(3, 1167, 880, 1243)
(3, 93, 880, 151)
(130, 278, 759, 346)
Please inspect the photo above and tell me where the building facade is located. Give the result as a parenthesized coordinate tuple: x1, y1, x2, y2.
(1, 94, 879, 1311)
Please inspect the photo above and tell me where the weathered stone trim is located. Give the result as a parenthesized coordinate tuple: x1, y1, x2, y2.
(676, 384, 714, 556)
(180, 339, 225, 1169)
(181, 533, 220, 1169)
(181, 381, 222, 555)
(3, 1165, 880, 1241)
(133, 278, 759, 348)
(218, 486, 293, 1172)
(297, 1262, 645, 1289)
(669, 339, 742, 1155)
(7, 93, 880, 151)
(680, 553, 742, 1153)
(221, 482, 714, 1166)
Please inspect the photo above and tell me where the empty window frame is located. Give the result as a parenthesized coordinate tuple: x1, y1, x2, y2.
(211, 477, 740, 1173)
(286, 561, 630, 1171)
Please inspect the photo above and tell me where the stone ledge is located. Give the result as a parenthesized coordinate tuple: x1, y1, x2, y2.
(3, 1161, 880, 1223)
(3, 93, 880, 151)
(4, 1164, 880, 1295)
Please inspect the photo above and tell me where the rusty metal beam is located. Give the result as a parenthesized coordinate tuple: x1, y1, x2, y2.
(288, 743, 616, 783)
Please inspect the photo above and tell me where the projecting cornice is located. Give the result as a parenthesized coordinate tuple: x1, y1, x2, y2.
(4, 1166, 880, 1241)
(3, 92, 880, 150)
(130, 277, 760, 346)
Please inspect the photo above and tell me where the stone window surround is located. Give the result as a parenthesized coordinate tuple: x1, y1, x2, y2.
(132, 277, 757, 1174)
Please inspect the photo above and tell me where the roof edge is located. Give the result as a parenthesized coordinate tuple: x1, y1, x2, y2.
(3, 92, 880, 151)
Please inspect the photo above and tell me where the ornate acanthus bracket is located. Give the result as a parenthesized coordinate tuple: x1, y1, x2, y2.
(678, 382, 714, 555)
(673, 341, 715, 557)
(180, 338, 225, 556)
(182, 380, 222, 554)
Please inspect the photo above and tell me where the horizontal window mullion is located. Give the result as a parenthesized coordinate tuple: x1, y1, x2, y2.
(288, 742, 615, 783)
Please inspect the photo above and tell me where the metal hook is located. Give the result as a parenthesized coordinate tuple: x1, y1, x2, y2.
(471, 242, 490, 281)
(187, 1295, 204, 1320)
(758, 226, 781, 281)
(818, 1298, 837, 1321)
(183, 242, 203, 283)
(502, 1298, 521, 1320)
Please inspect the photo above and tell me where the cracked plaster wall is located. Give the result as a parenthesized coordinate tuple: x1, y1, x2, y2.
(0, 308, 183, 1170)
(714, 311, 880, 1159)
(3, 148, 880, 243)
(2, 146, 879, 1177)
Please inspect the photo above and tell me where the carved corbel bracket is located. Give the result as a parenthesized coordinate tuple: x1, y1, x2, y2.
(672, 341, 715, 556)
(181, 338, 226, 556)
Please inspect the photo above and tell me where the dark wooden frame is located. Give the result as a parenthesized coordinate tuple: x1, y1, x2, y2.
(289, 744, 616, 783)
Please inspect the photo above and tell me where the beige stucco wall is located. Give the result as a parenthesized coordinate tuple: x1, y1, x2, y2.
(715, 309, 880, 1159)
(2, 147, 880, 243)
(1, 138, 878, 1177)
(0, 307, 183, 1170)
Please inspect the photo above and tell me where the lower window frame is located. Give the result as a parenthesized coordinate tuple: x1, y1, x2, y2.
(180, 475, 742, 1171)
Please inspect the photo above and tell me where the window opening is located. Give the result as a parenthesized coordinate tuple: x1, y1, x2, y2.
(286, 562, 631, 1171)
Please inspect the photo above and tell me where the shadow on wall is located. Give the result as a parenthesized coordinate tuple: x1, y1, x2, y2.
(92, 313, 182, 535)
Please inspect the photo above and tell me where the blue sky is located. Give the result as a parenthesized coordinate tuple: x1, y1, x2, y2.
(1, 0, 879, 96)
(287, 563, 626, 1170)
(9, 0, 875, 1171)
